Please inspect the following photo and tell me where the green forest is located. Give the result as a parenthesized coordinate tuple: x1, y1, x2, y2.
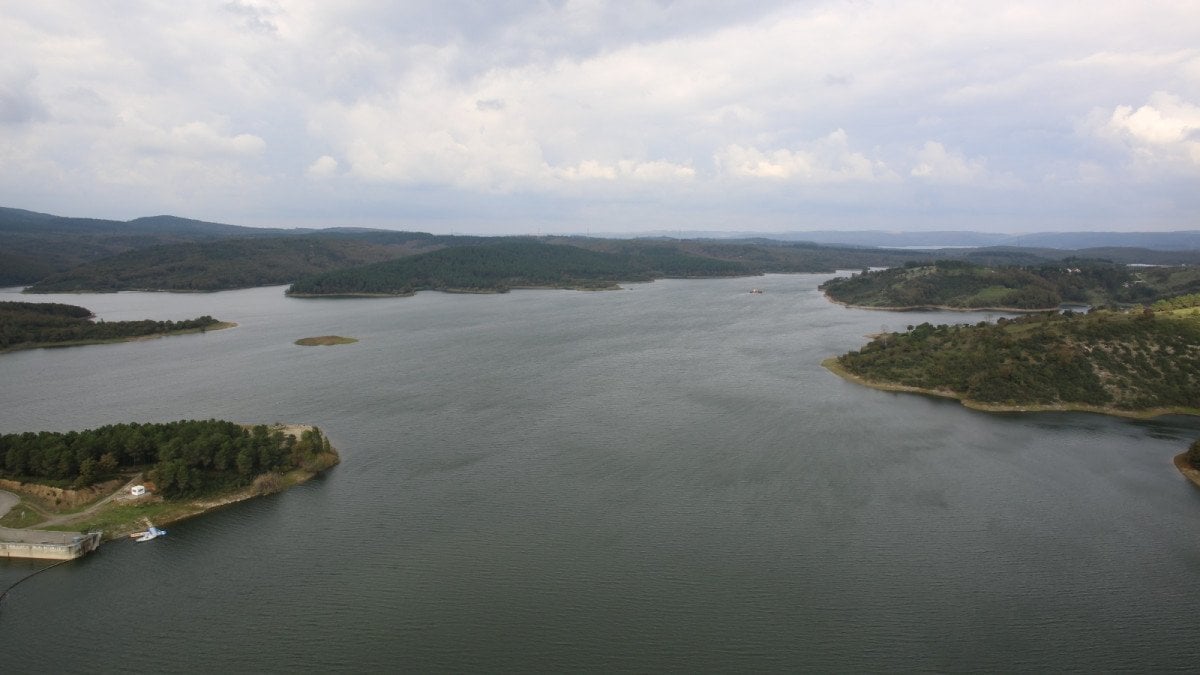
(24, 237, 426, 292)
(835, 308, 1200, 412)
(0, 419, 335, 498)
(820, 260, 1200, 310)
(286, 240, 753, 295)
(0, 301, 223, 351)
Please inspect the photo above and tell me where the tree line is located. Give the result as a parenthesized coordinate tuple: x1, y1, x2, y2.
(0, 301, 221, 351)
(0, 419, 334, 498)
(286, 240, 755, 296)
(1153, 292, 1200, 311)
(820, 260, 1195, 310)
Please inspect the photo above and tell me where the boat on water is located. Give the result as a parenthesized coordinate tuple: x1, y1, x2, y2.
(129, 526, 167, 542)
(750, 288, 763, 294)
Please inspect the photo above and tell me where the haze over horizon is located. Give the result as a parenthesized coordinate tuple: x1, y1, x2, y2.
(2, 2, 1198, 235)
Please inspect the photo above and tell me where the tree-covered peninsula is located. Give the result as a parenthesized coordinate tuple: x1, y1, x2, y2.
(0, 301, 229, 352)
(827, 307, 1200, 416)
(286, 240, 752, 296)
(820, 260, 1200, 310)
(0, 420, 340, 537)
(0, 419, 336, 496)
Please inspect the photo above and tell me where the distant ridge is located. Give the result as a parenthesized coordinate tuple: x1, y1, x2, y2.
(4, 205, 1200, 290)
(0, 207, 277, 237)
(632, 229, 1200, 251)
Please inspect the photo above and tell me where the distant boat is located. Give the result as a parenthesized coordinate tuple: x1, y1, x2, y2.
(750, 288, 763, 294)
(130, 525, 167, 542)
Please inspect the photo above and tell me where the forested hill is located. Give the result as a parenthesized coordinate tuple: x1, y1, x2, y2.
(0, 300, 225, 352)
(10, 205, 1200, 294)
(0, 207, 279, 285)
(0, 207, 464, 287)
(832, 307, 1200, 415)
(820, 260, 1200, 310)
(25, 237, 423, 292)
(286, 240, 753, 295)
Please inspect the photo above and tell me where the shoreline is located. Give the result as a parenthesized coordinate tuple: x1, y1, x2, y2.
(822, 293, 1058, 313)
(1173, 453, 1200, 490)
(286, 282, 625, 298)
(0, 321, 237, 354)
(821, 357, 1200, 420)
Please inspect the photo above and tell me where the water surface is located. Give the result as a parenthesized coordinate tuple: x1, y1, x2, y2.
(1, 276, 1198, 672)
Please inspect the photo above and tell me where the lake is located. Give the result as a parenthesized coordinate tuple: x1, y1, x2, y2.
(2, 275, 1198, 672)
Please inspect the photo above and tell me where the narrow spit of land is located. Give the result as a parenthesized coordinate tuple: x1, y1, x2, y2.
(0, 300, 234, 353)
(1174, 454, 1200, 490)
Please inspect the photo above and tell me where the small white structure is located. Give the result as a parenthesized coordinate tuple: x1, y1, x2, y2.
(130, 485, 147, 497)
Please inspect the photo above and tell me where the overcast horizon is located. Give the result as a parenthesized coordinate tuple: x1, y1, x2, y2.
(2, 2, 1198, 235)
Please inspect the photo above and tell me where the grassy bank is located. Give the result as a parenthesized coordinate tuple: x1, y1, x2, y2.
(40, 449, 340, 539)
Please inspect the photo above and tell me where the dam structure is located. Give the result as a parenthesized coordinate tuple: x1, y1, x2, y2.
(0, 527, 103, 560)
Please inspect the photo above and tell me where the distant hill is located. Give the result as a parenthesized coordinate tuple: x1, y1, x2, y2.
(0, 207, 276, 285)
(820, 260, 1200, 310)
(25, 237, 429, 293)
(0, 207, 272, 237)
(286, 240, 754, 296)
(0, 207, 462, 287)
(647, 229, 1200, 251)
(1006, 232, 1200, 250)
(5, 205, 1200, 293)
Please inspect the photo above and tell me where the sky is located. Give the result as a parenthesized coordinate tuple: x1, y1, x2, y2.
(1, 1, 1198, 234)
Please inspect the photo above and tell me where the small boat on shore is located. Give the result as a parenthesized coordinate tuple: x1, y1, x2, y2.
(130, 525, 167, 542)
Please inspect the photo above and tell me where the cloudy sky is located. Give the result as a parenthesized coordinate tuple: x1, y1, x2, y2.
(2, 1, 1198, 234)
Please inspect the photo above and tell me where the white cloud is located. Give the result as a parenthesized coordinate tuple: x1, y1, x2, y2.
(132, 119, 266, 158)
(910, 141, 988, 184)
(715, 130, 892, 183)
(306, 155, 339, 179)
(554, 159, 695, 183)
(2, 2, 1200, 230)
(1088, 91, 1200, 172)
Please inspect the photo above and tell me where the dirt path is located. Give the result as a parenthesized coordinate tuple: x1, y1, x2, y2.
(0, 490, 17, 519)
(36, 475, 144, 527)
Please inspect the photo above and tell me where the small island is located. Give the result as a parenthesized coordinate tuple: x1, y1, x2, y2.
(295, 335, 358, 346)
(0, 300, 233, 353)
(0, 420, 340, 557)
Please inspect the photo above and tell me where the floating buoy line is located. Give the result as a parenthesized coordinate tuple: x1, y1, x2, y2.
(0, 559, 70, 611)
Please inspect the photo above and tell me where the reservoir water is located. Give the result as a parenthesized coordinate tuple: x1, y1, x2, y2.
(2, 275, 1198, 672)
